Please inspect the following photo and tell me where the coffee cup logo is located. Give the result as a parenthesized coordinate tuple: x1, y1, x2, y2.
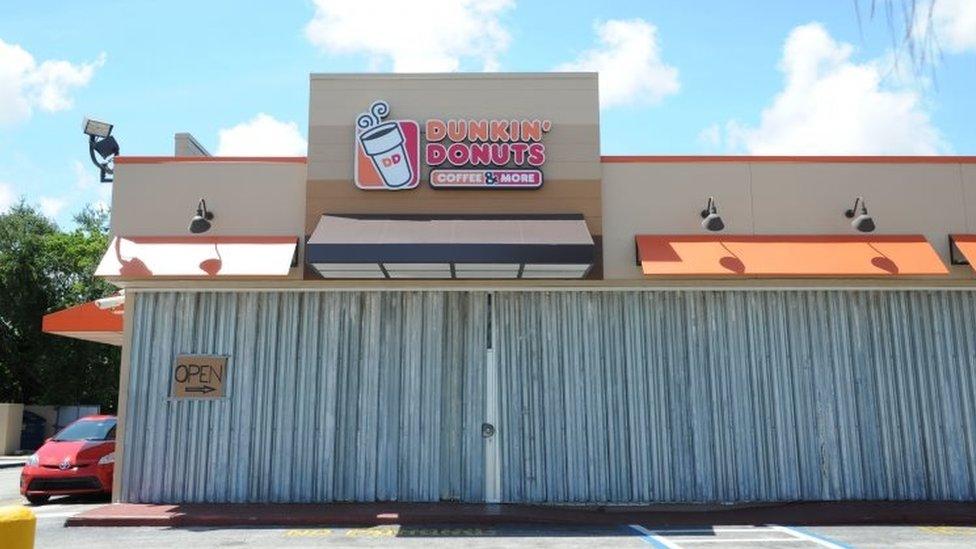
(354, 100, 420, 190)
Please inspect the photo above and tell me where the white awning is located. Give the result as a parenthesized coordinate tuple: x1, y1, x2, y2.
(96, 236, 298, 278)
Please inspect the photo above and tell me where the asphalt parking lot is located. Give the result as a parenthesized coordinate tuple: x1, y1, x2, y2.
(5, 467, 976, 548)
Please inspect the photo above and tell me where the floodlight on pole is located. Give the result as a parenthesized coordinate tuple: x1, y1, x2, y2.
(83, 117, 119, 183)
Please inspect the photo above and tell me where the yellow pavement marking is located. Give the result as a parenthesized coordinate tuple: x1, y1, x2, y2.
(283, 528, 334, 538)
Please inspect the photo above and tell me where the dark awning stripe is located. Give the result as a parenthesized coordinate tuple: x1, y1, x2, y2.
(306, 243, 595, 265)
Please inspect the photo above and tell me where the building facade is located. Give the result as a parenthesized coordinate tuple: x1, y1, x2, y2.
(45, 73, 976, 504)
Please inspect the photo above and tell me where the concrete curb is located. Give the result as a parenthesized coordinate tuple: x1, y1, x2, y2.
(65, 501, 976, 528)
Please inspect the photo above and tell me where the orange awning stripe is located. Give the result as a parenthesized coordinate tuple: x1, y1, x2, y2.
(42, 301, 123, 346)
(636, 235, 948, 277)
(95, 236, 298, 279)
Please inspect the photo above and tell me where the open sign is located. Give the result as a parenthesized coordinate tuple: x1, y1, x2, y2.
(171, 355, 228, 398)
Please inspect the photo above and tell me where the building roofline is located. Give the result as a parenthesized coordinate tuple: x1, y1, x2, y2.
(115, 156, 307, 164)
(310, 72, 598, 80)
(601, 155, 976, 164)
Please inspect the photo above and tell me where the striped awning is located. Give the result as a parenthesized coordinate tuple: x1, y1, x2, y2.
(307, 214, 595, 279)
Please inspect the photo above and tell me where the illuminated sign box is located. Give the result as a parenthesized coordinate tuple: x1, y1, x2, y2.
(353, 100, 551, 191)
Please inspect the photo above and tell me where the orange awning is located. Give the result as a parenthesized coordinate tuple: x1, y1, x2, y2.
(950, 235, 976, 269)
(636, 235, 948, 277)
(95, 236, 298, 279)
(42, 301, 123, 346)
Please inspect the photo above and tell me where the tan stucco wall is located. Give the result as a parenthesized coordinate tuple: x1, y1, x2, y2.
(111, 161, 307, 237)
(602, 160, 976, 281)
(0, 403, 24, 454)
(110, 160, 307, 278)
(306, 73, 603, 235)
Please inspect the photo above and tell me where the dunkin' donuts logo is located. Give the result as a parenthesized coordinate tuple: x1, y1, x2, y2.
(353, 99, 550, 190)
(354, 101, 420, 190)
(426, 118, 549, 189)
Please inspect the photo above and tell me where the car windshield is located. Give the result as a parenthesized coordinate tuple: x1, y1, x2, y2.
(52, 419, 116, 442)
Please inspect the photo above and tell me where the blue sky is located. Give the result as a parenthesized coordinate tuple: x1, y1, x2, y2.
(1, 0, 974, 227)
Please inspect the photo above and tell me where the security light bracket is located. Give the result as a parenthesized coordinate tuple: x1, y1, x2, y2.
(88, 135, 115, 183)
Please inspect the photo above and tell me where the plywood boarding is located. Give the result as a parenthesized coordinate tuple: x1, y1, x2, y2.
(496, 290, 976, 502)
(122, 291, 487, 503)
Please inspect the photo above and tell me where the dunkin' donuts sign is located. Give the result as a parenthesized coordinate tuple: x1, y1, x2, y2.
(354, 100, 551, 190)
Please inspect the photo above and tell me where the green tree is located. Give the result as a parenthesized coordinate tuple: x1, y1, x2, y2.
(0, 202, 120, 411)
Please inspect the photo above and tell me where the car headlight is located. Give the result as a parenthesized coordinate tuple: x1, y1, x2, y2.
(25, 454, 39, 467)
(98, 452, 114, 465)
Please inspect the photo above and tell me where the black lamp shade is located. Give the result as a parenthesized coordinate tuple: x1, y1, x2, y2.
(852, 214, 875, 233)
(189, 215, 212, 234)
(702, 213, 724, 232)
(92, 135, 120, 158)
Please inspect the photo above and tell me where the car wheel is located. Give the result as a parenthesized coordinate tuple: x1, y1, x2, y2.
(26, 494, 49, 505)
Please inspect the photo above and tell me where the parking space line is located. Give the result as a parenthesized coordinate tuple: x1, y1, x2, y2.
(629, 524, 683, 548)
(676, 539, 806, 544)
(630, 525, 853, 548)
(771, 525, 852, 548)
(640, 528, 784, 534)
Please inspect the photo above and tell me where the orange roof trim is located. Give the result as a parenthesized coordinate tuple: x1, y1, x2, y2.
(43, 301, 123, 346)
(115, 156, 307, 164)
(636, 235, 948, 277)
(603, 155, 976, 164)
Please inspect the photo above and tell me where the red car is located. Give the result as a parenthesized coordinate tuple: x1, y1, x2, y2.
(20, 415, 116, 505)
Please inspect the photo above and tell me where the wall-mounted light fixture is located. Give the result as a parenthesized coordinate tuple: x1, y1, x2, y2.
(82, 117, 119, 183)
(189, 198, 215, 234)
(844, 196, 875, 232)
(700, 196, 724, 232)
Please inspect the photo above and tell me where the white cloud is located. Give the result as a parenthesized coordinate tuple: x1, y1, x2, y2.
(305, 0, 513, 71)
(38, 196, 67, 219)
(698, 124, 722, 149)
(0, 38, 105, 125)
(921, 0, 976, 54)
(712, 23, 946, 155)
(216, 114, 307, 156)
(0, 182, 15, 213)
(557, 19, 679, 108)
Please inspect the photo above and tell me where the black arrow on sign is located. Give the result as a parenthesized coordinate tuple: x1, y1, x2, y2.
(184, 385, 216, 394)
